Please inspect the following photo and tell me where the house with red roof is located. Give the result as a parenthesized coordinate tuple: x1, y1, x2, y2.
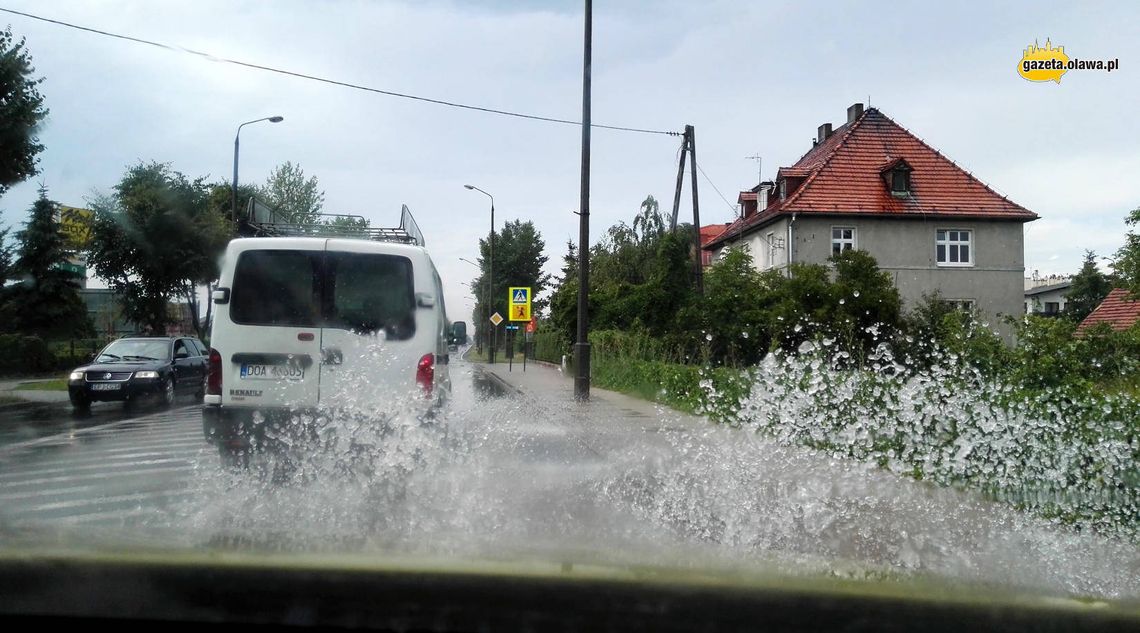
(699, 223, 731, 267)
(1076, 288, 1140, 335)
(704, 103, 1038, 339)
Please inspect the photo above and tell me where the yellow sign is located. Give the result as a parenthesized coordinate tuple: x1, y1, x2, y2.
(489, 312, 504, 326)
(508, 286, 532, 322)
(58, 205, 94, 250)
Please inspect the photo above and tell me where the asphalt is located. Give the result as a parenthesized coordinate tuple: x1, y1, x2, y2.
(474, 357, 705, 433)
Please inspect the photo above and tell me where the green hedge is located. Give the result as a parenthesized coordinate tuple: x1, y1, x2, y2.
(533, 330, 569, 364)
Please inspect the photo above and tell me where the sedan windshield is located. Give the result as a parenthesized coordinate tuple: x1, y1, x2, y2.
(97, 340, 170, 362)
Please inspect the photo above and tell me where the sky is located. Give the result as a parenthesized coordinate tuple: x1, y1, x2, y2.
(1, 0, 1137, 324)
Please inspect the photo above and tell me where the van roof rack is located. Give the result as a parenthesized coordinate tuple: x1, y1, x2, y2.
(241, 198, 426, 247)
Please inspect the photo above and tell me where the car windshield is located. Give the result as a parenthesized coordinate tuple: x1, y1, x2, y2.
(0, 2, 1138, 628)
(97, 339, 170, 362)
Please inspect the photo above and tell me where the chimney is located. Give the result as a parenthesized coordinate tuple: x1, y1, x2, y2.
(847, 102, 864, 124)
(817, 123, 833, 144)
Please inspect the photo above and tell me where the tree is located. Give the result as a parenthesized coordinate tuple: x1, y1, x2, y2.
(0, 189, 92, 338)
(471, 220, 551, 351)
(1114, 206, 1140, 297)
(87, 162, 233, 336)
(0, 226, 13, 287)
(830, 248, 903, 353)
(1066, 250, 1114, 322)
(682, 246, 777, 365)
(632, 194, 664, 244)
(259, 161, 325, 225)
(0, 27, 49, 197)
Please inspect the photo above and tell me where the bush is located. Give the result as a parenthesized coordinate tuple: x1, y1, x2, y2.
(0, 334, 54, 375)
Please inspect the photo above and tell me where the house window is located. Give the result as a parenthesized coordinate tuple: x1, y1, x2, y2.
(947, 299, 975, 312)
(891, 169, 910, 195)
(1044, 301, 1060, 314)
(831, 227, 856, 256)
(936, 229, 973, 266)
(766, 232, 776, 268)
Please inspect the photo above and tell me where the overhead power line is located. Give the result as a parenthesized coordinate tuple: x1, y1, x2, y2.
(694, 160, 739, 216)
(0, 6, 681, 137)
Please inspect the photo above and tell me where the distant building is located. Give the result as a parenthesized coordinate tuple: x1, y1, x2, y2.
(1076, 289, 1140, 335)
(699, 223, 731, 267)
(78, 288, 133, 337)
(1024, 280, 1072, 315)
(705, 103, 1038, 339)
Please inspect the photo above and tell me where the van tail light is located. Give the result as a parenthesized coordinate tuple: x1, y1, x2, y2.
(207, 348, 223, 396)
(416, 353, 434, 397)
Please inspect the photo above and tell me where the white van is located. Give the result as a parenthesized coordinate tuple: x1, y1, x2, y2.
(202, 210, 451, 462)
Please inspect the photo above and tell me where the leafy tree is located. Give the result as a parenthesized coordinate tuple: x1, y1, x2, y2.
(768, 262, 836, 350)
(87, 162, 233, 336)
(0, 27, 48, 197)
(0, 226, 13, 287)
(0, 189, 91, 338)
(1066, 250, 1114, 322)
(1114, 206, 1140, 297)
(681, 246, 777, 365)
(632, 194, 664, 244)
(830, 248, 903, 354)
(259, 161, 325, 225)
(471, 220, 551, 351)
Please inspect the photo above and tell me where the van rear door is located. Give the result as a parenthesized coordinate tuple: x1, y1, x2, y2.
(317, 240, 424, 409)
(224, 244, 324, 408)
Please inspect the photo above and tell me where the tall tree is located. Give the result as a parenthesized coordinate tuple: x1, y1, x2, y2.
(0, 27, 49, 197)
(472, 220, 551, 350)
(1066, 250, 1114, 322)
(259, 161, 325, 225)
(0, 226, 13, 287)
(87, 162, 233, 336)
(0, 189, 91, 338)
(632, 194, 664, 244)
(1114, 206, 1140, 297)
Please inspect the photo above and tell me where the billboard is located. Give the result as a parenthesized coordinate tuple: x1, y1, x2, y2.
(58, 205, 94, 251)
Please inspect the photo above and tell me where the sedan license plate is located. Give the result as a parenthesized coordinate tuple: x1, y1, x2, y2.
(241, 364, 304, 381)
(91, 383, 120, 391)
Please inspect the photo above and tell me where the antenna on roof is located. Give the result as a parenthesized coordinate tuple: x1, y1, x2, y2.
(745, 154, 762, 188)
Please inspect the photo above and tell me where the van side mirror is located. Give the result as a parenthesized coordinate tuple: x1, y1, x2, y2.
(212, 288, 230, 304)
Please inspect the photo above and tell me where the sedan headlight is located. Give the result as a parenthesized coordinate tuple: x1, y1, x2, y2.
(69, 371, 84, 381)
(135, 371, 160, 379)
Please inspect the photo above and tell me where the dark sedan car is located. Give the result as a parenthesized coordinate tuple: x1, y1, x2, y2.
(67, 336, 208, 410)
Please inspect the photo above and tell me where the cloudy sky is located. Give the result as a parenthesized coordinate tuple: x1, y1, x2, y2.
(1, 0, 1137, 323)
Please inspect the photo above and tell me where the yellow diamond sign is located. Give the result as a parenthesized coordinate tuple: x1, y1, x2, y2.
(489, 312, 504, 326)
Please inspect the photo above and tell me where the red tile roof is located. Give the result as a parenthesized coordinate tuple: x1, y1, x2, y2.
(707, 107, 1038, 249)
(699, 223, 731, 246)
(1076, 288, 1140, 335)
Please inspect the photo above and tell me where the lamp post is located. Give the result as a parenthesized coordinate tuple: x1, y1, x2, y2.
(464, 185, 496, 364)
(460, 258, 488, 355)
(232, 116, 284, 224)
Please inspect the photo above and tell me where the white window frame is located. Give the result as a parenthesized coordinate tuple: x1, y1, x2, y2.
(831, 226, 856, 257)
(947, 299, 976, 312)
(936, 228, 974, 267)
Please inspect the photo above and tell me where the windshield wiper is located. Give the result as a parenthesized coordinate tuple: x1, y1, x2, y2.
(122, 355, 160, 361)
(98, 353, 121, 361)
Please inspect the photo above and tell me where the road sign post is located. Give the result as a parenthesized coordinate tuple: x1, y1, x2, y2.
(489, 312, 504, 364)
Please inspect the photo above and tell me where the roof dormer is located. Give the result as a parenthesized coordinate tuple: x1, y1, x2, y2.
(880, 157, 913, 198)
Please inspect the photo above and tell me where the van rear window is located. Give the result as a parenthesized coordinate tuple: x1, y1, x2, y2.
(326, 253, 415, 340)
(231, 250, 322, 327)
(229, 250, 415, 340)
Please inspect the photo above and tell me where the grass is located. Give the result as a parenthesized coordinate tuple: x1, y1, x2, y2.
(0, 394, 26, 405)
(465, 348, 528, 363)
(15, 378, 69, 391)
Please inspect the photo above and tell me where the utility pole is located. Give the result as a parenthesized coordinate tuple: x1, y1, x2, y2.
(687, 125, 703, 295)
(574, 0, 592, 400)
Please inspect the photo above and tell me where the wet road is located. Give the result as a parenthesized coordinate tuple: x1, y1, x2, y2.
(0, 359, 1137, 601)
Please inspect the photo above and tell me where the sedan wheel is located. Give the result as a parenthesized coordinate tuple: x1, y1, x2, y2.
(162, 377, 176, 407)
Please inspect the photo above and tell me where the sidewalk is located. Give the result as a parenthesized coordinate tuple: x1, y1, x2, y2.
(0, 378, 70, 404)
(475, 358, 707, 433)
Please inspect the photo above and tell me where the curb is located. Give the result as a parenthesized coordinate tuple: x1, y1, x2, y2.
(472, 366, 523, 396)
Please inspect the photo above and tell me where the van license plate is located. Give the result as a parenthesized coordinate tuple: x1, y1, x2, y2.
(240, 364, 305, 381)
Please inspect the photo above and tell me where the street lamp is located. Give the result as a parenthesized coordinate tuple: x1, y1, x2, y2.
(460, 258, 488, 356)
(464, 185, 496, 364)
(232, 116, 284, 224)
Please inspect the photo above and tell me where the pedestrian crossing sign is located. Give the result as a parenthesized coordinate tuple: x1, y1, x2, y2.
(508, 286, 531, 321)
